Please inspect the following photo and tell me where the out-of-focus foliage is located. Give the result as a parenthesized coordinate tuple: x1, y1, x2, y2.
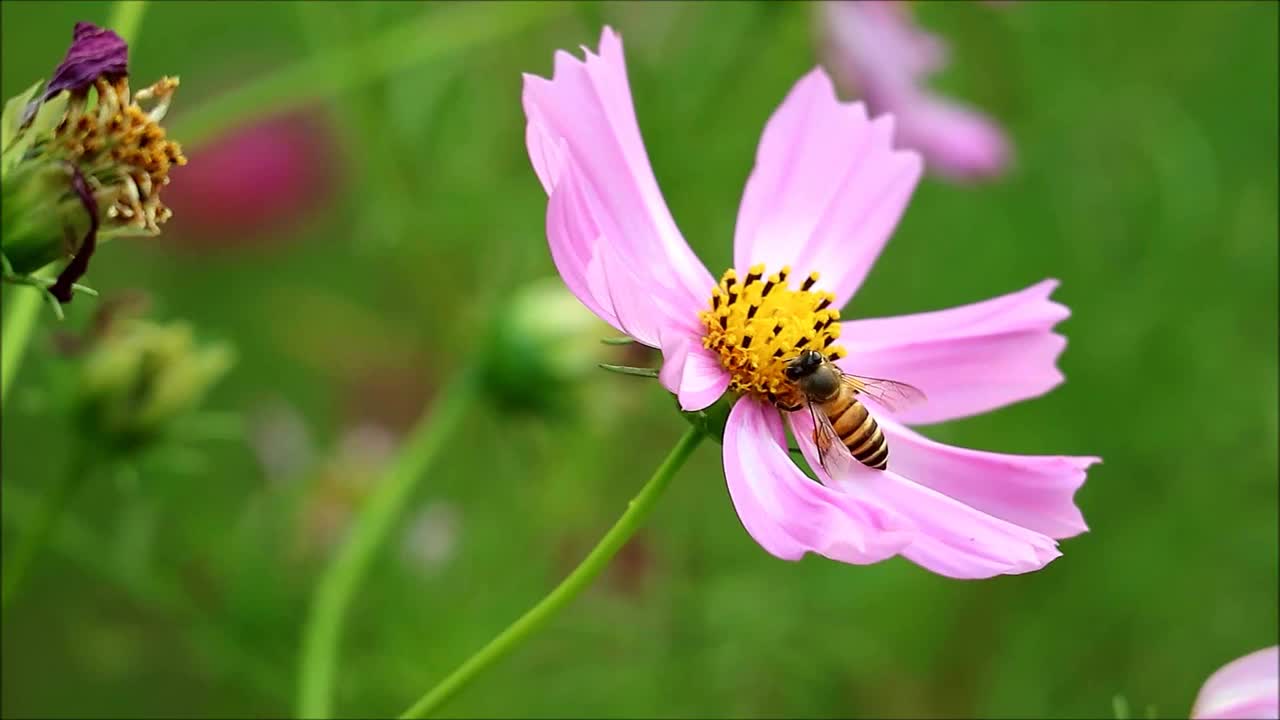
(2, 2, 1276, 718)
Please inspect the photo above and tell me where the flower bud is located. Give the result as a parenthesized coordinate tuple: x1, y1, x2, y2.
(75, 317, 234, 451)
(481, 276, 617, 420)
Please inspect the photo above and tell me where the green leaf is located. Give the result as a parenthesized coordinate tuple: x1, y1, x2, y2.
(598, 363, 660, 379)
(1, 80, 42, 153)
(1112, 694, 1131, 720)
(27, 90, 68, 136)
(1, 90, 68, 178)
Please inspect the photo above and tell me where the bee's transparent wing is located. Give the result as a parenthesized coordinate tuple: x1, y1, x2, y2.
(841, 374, 927, 413)
(807, 401, 859, 479)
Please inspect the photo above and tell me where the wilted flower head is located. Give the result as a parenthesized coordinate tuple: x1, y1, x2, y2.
(1192, 647, 1279, 720)
(75, 313, 234, 451)
(820, 1, 1011, 183)
(524, 28, 1097, 578)
(1, 21, 186, 302)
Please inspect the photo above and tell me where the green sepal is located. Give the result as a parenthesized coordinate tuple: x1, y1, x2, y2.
(1, 80, 42, 154)
(1, 255, 98, 321)
(1, 89, 69, 178)
(597, 363, 659, 378)
(679, 391, 735, 445)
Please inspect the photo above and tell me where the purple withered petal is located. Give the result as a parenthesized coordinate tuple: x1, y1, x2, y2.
(50, 162, 100, 304)
(44, 21, 128, 100)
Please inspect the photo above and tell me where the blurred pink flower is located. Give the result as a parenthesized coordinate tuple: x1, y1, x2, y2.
(523, 28, 1096, 579)
(820, 1, 1012, 183)
(163, 112, 339, 250)
(1193, 647, 1279, 720)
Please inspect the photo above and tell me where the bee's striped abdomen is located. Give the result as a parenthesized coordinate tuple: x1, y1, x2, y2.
(824, 391, 889, 470)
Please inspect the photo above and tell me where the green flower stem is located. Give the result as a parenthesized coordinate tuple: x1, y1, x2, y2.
(297, 371, 479, 719)
(1, 443, 98, 609)
(177, 1, 562, 148)
(398, 426, 706, 719)
(0, 281, 45, 409)
(109, 0, 147, 45)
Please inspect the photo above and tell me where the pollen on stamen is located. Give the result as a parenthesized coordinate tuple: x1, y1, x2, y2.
(50, 75, 187, 236)
(699, 265, 846, 409)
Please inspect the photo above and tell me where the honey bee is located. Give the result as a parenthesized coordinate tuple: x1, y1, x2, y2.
(781, 349, 926, 473)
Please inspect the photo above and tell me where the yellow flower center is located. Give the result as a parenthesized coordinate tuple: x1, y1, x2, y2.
(699, 264, 846, 409)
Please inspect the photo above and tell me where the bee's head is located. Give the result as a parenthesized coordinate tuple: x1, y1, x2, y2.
(783, 349, 825, 381)
(784, 349, 840, 400)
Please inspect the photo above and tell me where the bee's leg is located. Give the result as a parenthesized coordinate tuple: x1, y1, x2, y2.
(808, 402, 832, 472)
(768, 389, 803, 413)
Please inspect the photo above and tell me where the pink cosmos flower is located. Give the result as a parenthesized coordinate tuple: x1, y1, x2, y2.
(523, 28, 1097, 579)
(820, 1, 1012, 183)
(1192, 647, 1279, 720)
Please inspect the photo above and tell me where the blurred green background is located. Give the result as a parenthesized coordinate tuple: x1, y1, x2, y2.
(2, 1, 1276, 718)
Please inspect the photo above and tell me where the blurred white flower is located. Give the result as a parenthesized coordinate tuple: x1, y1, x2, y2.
(401, 501, 462, 578)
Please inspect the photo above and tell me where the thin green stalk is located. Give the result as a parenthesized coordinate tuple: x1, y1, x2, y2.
(108, 0, 147, 45)
(0, 283, 44, 409)
(297, 371, 479, 719)
(399, 427, 705, 719)
(177, 1, 562, 148)
(1, 444, 97, 609)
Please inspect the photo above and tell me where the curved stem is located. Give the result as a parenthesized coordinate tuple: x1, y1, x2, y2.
(108, 0, 147, 45)
(1, 443, 97, 609)
(297, 371, 478, 719)
(176, 1, 560, 148)
(398, 426, 705, 719)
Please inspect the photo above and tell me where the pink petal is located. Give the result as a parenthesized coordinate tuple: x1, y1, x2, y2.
(524, 27, 712, 341)
(542, 145, 658, 344)
(894, 93, 1012, 182)
(877, 414, 1096, 539)
(820, 1, 1013, 184)
(1193, 647, 1280, 720)
(733, 67, 922, 308)
(822, 1, 943, 92)
(722, 398, 913, 564)
(657, 329, 730, 412)
(861, 469, 1061, 578)
(839, 279, 1070, 425)
(790, 411, 1061, 579)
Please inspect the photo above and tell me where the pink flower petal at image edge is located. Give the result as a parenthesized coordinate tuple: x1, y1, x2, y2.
(523, 27, 1097, 578)
(1193, 647, 1280, 720)
(820, 1, 1012, 182)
